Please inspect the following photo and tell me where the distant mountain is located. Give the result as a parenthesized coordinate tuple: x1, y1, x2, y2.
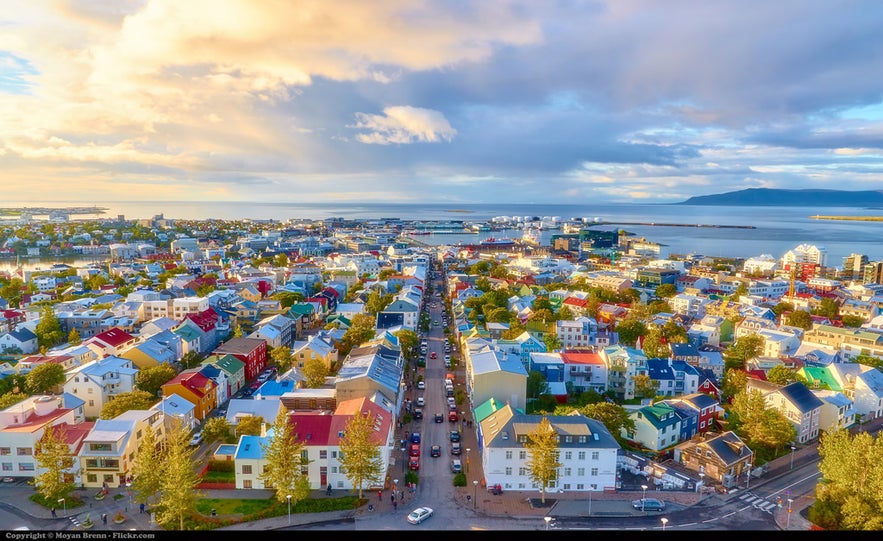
(678, 188, 883, 206)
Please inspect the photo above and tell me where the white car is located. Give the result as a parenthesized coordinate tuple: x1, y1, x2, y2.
(416, 397, 425, 407)
(188, 431, 204, 446)
(407, 506, 434, 524)
(417, 381, 425, 390)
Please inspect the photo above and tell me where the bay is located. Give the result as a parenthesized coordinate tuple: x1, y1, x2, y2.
(2, 200, 882, 268)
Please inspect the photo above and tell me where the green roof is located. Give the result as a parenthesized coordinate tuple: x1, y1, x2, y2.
(288, 303, 315, 316)
(173, 325, 201, 340)
(800, 366, 841, 391)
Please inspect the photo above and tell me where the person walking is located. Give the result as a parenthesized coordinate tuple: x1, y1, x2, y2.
(378, 490, 382, 501)
(139, 503, 145, 514)
(50, 508, 56, 518)
(101, 513, 107, 527)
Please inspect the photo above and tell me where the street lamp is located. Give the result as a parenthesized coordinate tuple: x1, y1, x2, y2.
(786, 498, 794, 529)
(641, 484, 648, 512)
(473, 480, 478, 510)
(790, 445, 796, 470)
(698, 472, 705, 493)
(286, 494, 291, 525)
(544, 516, 552, 531)
(466, 448, 471, 475)
(661, 517, 668, 531)
(746, 462, 752, 490)
(57, 498, 65, 518)
(393, 478, 399, 496)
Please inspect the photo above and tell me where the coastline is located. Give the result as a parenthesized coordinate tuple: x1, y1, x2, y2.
(810, 215, 883, 221)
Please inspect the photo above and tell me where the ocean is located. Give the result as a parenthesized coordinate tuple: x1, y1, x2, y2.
(2, 200, 882, 268)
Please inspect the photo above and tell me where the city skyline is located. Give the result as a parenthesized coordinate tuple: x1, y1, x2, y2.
(2, 1, 883, 205)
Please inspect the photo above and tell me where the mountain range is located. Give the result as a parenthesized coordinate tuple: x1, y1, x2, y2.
(678, 188, 883, 206)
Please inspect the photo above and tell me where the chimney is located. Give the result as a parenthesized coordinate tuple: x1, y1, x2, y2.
(260, 422, 267, 437)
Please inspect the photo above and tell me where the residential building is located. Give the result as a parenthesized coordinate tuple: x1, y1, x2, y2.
(78, 409, 164, 488)
(63, 356, 138, 418)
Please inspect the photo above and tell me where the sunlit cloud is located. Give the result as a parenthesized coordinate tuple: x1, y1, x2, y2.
(352, 106, 457, 145)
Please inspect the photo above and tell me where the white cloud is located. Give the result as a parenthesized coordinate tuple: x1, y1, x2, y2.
(352, 106, 457, 145)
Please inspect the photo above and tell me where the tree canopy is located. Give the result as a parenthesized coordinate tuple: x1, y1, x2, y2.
(135, 365, 178, 397)
(338, 412, 385, 499)
(99, 390, 156, 419)
(260, 410, 311, 504)
(524, 417, 562, 504)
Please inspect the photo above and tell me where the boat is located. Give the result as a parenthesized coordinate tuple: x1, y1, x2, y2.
(479, 237, 516, 246)
(521, 228, 541, 245)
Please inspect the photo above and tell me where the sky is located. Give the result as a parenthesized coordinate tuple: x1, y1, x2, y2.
(1, 0, 882, 205)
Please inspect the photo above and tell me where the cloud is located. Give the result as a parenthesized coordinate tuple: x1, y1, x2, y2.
(352, 106, 457, 145)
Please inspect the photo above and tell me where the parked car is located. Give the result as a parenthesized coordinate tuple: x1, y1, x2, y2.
(409, 456, 420, 471)
(451, 442, 461, 455)
(416, 397, 424, 407)
(448, 411, 458, 423)
(407, 507, 433, 525)
(450, 431, 460, 443)
(632, 498, 666, 511)
(413, 408, 423, 420)
(430, 445, 441, 457)
(417, 381, 425, 390)
(450, 459, 462, 473)
(188, 431, 203, 447)
(410, 432, 421, 444)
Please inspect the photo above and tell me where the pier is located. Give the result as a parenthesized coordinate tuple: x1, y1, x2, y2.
(589, 221, 756, 229)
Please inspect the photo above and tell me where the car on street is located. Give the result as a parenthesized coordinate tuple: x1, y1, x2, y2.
(407, 507, 434, 525)
(430, 351, 437, 359)
(444, 354, 451, 363)
(417, 381, 425, 390)
(448, 411, 458, 422)
(450, 459, 462, 473)
(632, 498, 666, 511)
(410, 432, 421, 444)
(413, 408, 423, 420)
(409, 456, 420, 471)
(451, 442, 461, 455)
(409, 443, 421, 457)
(430, 445, 441, 457)
(450, 430, 461, 443)
(188, 431, 203, 447)
(434, 413, 444, 423)
(416, 397, 424, 407)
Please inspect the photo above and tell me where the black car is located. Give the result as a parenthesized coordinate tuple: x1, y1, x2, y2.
(450, 431, 461, 443)
(430, 445, 441, 457)
(434, 413, 444, 423)
(413, 408, 423, 420)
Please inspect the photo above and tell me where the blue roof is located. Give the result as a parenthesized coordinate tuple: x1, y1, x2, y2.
(234, 432, 272, 460)
(257, 378, 297, 397)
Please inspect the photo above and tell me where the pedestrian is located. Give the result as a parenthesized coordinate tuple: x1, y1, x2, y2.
(400, 490, 404, 500)
(378, 490, 382, 500)
(50, 507, 56, 518)
(101, 513, 107, 526)
(390, 494, 395, 503)
(139, 503, 145, 514)
(393, 500, 398, 512)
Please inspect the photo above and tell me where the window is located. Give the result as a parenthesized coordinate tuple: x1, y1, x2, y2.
(505, 467, 512, 476)
(242, 465, 252, 474)
(88, 400, 94, 407)
(564, 451, 572, 460)
(1, 463, 11, 471)
(0, 448, 9, 456)
(577, 468, 585, 476)
(16, 448, 32, 456)
(319, 450, 327, 460)
(243, 480, 252, 489)
(332, 451, 338, 458)
(18, 463, 34, 471)
(136, 430, 142, 439)
(518, 467, 528, 476)
(591, 467, 598, 476)
(505, 451, 512, 460)
(563, 468, 572, 476)
(89, 443, 112, 452)
(577, 451, 585, 460)
(591, 451, 599, 460)
(519, 451, 526, 460)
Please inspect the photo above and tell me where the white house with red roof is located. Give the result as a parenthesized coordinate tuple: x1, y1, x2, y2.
(85, 328, 139, 358)
(561, 350, 610, 395)
(0, 394, 86, 480)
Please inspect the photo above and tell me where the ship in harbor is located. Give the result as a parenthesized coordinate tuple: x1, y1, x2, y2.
(479, 236, 516, 246)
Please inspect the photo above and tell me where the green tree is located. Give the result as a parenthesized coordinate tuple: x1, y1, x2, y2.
(393, 329, 418, 361)
(725, 334, 764, 365)
(341, 313, 377, 356)
(302, 357, 329, 388)
(730, 388, 796, 450)
(235, 415, 265, 438)
(641, 327, 668, 359)
(543, 333, 561, 352)
(721, 368, 749, 402)
(0, 277, 25, 307)
(261, 410, 311, 503)
(555, 305, 574, 321)
(273, 253, 290, 268)
(67, 329, 82, 346)
(25, 363, 66, 394)
(365, 289, 392, 315)
(232, 324, 244, 338)
(786, 310, 813, 330)
(771, 301, 794, 318)
(632, 373, 658, 399)
(272, 291, 304, 309)
(655, 283, 677, 298)
(729, 282, 749, 301)
(99, 390, 156, 419)
(579, 402, 635, 443)
(135, 365, 178, 397)
(500, 319, 526, 340)
(269, 346, 293, 372)
(34, 304, 64, 350)
(813, 297, 840, 320)
(485, 307, 511, 323)
(615, 318, 647, 347)
(33, 424, 75, 503)
(662, 320, 688, 344)
(816, 429, 883, 530)
(131, 424, 163, 506)
(338, 411, 385, 499)
(841, 315, 865, 328)
(524, 417, 562, 505)
(202, 417, 232, 445)
(179, 351, 202, 370)
(0, 392, 27, 409)
(155, 418, 201, 530)
(526, 370, 550, 401)
(766, 364, 801, 386)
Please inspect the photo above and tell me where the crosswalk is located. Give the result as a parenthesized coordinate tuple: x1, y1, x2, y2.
(737, 492, 781, 514)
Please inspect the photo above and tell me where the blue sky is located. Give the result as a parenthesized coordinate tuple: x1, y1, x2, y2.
(1, 0, 882, 204)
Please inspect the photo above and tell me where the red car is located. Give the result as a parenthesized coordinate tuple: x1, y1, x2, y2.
(430, 352, 437, 359)
(409, 456, 420, 471)
(409, 443, 420, 457)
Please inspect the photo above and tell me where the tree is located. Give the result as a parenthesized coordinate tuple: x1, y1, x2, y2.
(34, 304, 64, 350)
(202, 417, 232, 445)
(729, 282, 749, 301)
(524, 417, 562, 505)
(232, 324, 244, 338)
(131, 424, 163, 506)
(766, 364, 801, 386)
(786, 310, 813, 330)
(272, 291, 304, 309)
(135, 365, 178, 397)
(662, 320, 688, 344)
(730, 389, 796, 450)
(99, 390, 156, 419)
(580, 402, 636, 443)
(816, 429, 883, 530)
(302, 358, 329, 388)
(155, 418, 201, 530)
(500, 319, 526, 340)
(338, 412, 385, 499)
(341, 313, 377, 356)
(393, 329, 418, 361)
(724, 334, 764, 366)
(771, 301, 794, 318)
(813, 297, 840, 320)
(0, 277, 25, 308)
(33, 424, 75, 503)
(179, 351, 202, 370)
(365, 289, 392, 315)
(25, 363, 65, 394)
(235, 415, 265, 438)
(721, 368, 749, 402)
(615, 318, 647, 347)
(261, 410, 311, 503)
(641, 327, 668, 359)
(0, 392, 27, 409)
(543, 333, 561, 352)
(655, 283, 677, 298)
(269, 346, 293, 372)
(526, 370, 550, 401)
(841, 315, 865, 328)
(632, 373, 658, 399)
(273, 253, 290, 268)
(67, 329, 82, 346)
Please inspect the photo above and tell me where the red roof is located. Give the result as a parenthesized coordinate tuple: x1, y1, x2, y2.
(92, 328, 136, 347)
(289, 412, 334, 446)
(561, 351, 605, 365)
